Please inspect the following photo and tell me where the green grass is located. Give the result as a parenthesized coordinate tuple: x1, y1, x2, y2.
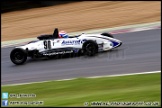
(2, 73, 161, 107)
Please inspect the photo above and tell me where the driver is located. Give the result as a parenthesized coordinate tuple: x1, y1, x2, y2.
(59, 31, 69, 38)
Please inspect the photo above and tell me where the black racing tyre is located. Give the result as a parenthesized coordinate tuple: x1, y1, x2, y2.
(10, 48, 27, 65)
(101, 32, 114, 38)
(82, 40, 98, 56)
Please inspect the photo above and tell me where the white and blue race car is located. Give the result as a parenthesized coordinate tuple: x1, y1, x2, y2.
(10, 28, 122, 65)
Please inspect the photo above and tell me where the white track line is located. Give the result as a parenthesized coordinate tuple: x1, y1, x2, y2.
(87, 71, 161, 78)
(2, 71, 161, 87)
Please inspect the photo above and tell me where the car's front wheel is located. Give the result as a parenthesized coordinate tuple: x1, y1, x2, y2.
(82, 40, 98, 56)
(10, 48, 27, 65)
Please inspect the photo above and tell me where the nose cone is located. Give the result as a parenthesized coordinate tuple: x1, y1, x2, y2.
(118, 41, 122, 47)
(110, 40, 122, 47)
(112, 41, 119, 47)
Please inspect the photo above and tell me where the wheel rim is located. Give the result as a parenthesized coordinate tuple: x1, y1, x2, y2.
(14, 52, 24, 62)
(86, 43, 95, 54)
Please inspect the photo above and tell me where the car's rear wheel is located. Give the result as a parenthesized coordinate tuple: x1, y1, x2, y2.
(10, 48, 27, 65)
(82, 40, 98, 56)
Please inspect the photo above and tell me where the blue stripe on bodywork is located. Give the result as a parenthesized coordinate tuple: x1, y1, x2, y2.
(109, 40, 120, 47)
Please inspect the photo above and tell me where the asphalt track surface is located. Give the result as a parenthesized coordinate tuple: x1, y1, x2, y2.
(1, 29, 161, 85)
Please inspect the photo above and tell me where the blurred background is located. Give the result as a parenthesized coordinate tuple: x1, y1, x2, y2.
(1, 0, 79, 13)
(2, 1, 160, 41)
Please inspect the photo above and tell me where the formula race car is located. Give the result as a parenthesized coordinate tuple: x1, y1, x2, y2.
(10, 28, 122, 65)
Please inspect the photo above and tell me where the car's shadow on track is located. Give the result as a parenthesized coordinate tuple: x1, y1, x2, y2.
(27, 48, 124, 62)
(10, 48, 124, 66)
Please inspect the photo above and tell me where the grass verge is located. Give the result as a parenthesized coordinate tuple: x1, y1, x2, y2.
(1, 73, 161, 107)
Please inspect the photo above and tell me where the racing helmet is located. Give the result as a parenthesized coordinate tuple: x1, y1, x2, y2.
(59, 31, 69, 38)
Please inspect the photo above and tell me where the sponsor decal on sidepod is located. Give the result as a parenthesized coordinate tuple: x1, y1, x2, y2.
(43, 50, 73, 56)
(61, 39, 87, 45)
